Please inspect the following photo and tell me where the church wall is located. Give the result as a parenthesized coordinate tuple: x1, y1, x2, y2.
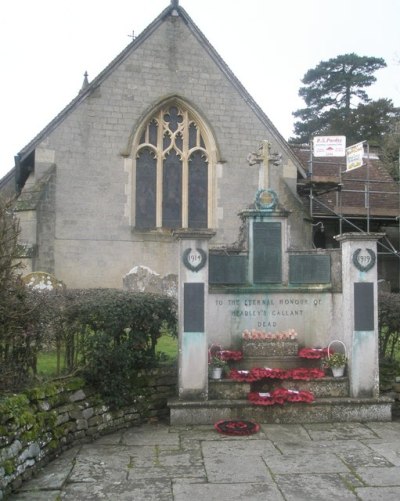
(29, 15, 309, 288)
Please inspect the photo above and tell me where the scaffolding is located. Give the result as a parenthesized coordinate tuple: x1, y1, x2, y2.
(296, 141, 400, 288)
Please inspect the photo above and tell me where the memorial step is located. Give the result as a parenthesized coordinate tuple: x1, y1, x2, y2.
(232, 356, 321, 370)
(209, 379, 250, 399)
(209, 376, 348, 400)
(253, 376, 349, 398)
(168, 396, 393, 425)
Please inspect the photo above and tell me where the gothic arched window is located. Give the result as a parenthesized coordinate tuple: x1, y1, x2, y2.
(134, 103, 212, 230)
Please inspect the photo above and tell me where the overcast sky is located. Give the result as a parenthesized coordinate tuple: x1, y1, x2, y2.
(1, 0, 399, 179)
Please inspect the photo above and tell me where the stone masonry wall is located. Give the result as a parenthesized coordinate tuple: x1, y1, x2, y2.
(25, 12, 309, 289)
(0, 367, 177, 499)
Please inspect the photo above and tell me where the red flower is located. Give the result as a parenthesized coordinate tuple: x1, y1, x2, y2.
(229, 369, 258, 382)
(219, 350, 243, 361)
(298, 347, 329, 359)
(248, 391, 276, 405)
(289, 367, 325, 380)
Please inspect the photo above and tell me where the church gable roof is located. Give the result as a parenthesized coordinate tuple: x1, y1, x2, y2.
(17, 1, 305, 176)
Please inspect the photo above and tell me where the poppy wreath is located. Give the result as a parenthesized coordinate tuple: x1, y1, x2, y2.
(285, 389, 315, 403)
(289, 367, 325, 380)
(229, 367, 325, 382)
(298, 347, 329, 359)
(251, 367, 290, 380)
(218, 350, 243, 361)
(228, 369, 259, 382)
(248, 387, 315, 406)
(214, 419, 260, 436)
(248, 391, 276, 406)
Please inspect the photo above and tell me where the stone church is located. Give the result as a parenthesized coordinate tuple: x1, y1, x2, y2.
(10, 0, 311, 289)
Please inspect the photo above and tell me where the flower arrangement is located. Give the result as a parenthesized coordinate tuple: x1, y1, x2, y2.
(324, 352, 347, 368)
(242, 328, 298, 340)
(208, 344, 241, 376)
(209, 356, 228, 369)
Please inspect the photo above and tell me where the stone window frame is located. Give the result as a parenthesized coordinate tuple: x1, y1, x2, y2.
(130, 98, 217, 231)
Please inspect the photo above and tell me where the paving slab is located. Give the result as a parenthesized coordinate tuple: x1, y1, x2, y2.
(173, 481, 284, 501)
(201, 438, 280, 457)
(273, 438, 371, 455)
(303, 422, 378, 441)
(355, 465, 400, 486)
(275, 473, 358, 500)
(6, 420, 400, 501)
(365, 421, 400, 440)
(355, 486, 400, 500)
(264, 451, 350, 474)
(337, 450, 394, 468)
(17, 447, 79, 491)
(204, 452, 273, 483)
(261, 423, 312, 442)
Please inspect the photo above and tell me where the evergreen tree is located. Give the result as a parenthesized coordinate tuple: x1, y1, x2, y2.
(291, 53, 388, 143)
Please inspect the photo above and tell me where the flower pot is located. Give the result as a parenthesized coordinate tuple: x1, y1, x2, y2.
(332, 366, 345, 378)
(211, 367, 223, 379)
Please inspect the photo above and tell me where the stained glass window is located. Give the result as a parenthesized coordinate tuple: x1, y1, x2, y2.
(134, 103, 212, 230)
(135, 148, 156, 229)
(188, 151, 207, 228)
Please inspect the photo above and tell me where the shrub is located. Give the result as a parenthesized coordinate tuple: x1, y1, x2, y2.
(378, 292, 400, 360)
(60, 289, 177, 407)
(0, 197, 45, 390)
(378, 292, 400, 390)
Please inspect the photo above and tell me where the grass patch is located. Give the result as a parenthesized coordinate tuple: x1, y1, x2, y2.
(37, 351, 64, 376)
(156, 334, 178, 360)
(36, 334, 178, 376)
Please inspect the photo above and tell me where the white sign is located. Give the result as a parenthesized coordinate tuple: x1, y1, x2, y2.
(313, 136, 346, 157)
(346, 142, 364, 171)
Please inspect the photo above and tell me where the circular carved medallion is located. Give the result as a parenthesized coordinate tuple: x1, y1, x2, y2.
(255, 189, 278, 210)
(352, 248, 376, 272)
(182, 247, 207, 272)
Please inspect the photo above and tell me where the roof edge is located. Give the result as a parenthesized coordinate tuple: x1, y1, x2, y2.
(17, 2, 177, 162)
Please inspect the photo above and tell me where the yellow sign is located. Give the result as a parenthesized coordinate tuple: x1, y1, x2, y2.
(346, 142, 364, 171)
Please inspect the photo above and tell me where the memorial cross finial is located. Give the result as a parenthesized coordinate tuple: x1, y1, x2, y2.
(247, 140, 282, 189)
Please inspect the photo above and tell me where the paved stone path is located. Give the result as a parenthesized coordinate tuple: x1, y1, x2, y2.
(7, 421, 400, 500)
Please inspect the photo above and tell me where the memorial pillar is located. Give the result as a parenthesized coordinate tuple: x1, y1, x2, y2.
(336, 232, 384, 398)
(173, 229, 215, 400)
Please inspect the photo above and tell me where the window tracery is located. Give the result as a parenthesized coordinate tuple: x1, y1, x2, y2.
(134, 103, 211, 230)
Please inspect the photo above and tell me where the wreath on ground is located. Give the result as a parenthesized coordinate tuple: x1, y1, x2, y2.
(214, 419, 260, 436)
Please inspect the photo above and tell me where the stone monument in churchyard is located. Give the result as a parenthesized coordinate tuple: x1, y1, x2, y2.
(169, 183, 390, 424)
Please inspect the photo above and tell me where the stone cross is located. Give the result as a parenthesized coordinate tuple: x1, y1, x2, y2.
(247, 140, 281, 189)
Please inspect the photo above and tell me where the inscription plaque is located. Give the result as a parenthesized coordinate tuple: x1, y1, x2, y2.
(289, 255, 331, 284)
(354, 282, 374, 331)
(184, 283, 204, 332)
(209, 255, 247, 284)
(253, 222, 282, 283)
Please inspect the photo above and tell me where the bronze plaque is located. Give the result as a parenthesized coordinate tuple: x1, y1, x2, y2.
(253, 222, 282, 283)
(209, 255, 247, 284)
(289, 255, 331, 284)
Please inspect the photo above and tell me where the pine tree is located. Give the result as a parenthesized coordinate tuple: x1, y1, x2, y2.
(291, 53, 389, 143)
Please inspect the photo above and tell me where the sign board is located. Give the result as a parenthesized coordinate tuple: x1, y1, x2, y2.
(346, 141, 364, 171)
(313, 136, 346, 157)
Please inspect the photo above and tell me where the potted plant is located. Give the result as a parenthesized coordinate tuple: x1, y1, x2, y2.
(325, 352, 347, 377)
(209, 356, 228, 379)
